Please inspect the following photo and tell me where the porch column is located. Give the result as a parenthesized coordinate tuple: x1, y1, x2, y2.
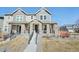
(29, 23, 33, 35)
(21, 24, 25, 34)
(8, 24, 12, 34)
(39, 24, 42, 34)
(53, 24, 59, 36)
(47, 24, 50, 34)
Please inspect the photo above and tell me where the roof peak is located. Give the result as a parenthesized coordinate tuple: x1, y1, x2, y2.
(16, 8, 23, 11)
(10, 8, 27, 15)
(41, 7, 48, 10)
(36, 7, 51, 15)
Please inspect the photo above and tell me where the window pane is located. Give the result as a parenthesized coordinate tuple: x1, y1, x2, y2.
(16, 16, 19, 20)
(31, 16, 33, 19)
(40, 15, 43, 20)
(16, 16, 22, 21)
(20, 16, 22, 20)
(44, 15, 46, 20)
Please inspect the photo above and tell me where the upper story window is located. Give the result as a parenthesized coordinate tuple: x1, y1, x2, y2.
(16, 16, 23, 21)
(44, 15, 46, 20)
(20, 16, 22, 20)
(40, 15, 43, 20)
(40, 15, 47, 20)
(16, 16, 19, 20)
(31, 16, 33, 19)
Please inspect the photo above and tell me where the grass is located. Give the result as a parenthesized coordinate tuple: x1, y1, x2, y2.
(0, 35, 28, 52)
(8, 36, 27, 52)
(0, 32, 4, 42)
(41, 37, 79, 52)
(7, 35, 28, 52)
(0, 32, 11, 42)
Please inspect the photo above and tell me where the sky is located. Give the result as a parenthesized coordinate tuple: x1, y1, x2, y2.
(0, 7, 79, 26)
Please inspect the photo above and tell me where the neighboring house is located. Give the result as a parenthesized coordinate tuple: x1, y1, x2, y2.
(59, 26, 68, 31)
(0, 16, 4, 32)
(63, 24, 79, 33)
(2, 8, 58, 36)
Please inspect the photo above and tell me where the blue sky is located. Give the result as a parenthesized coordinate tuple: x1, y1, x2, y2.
(0, 7, 79, 26)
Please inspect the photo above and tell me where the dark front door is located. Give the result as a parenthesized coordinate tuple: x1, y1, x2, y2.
(35, 25, 39, 33)
(17, 25, 21, 34)
(18, 26, 21, 34)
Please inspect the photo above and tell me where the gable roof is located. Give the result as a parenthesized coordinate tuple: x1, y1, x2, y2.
(5, 8, 27, 16)
(29, 19, 42, 24)
(36, 7, 52, 15)
(11, 8, 27, 15)
(5, 7, 52, 16)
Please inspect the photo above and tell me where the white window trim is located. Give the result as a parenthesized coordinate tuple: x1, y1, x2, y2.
(16, 15, 23, 21)
(44, 15, 46, 20)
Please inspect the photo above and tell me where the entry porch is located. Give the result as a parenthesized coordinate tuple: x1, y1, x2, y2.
(9, 21, 58, 36)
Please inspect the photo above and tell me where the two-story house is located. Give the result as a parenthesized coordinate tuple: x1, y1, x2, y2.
(0, 16, 4, 32)
(2, 8, 58, 36)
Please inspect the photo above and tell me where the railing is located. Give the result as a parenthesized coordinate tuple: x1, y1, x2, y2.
(9, 32, 21, 40)
(3, 32, 20, 41)
(28, 30, 34, 44)
(36, 33, 38, 44)
(3, 34, 10, 41)
(28, 30, 39, 44)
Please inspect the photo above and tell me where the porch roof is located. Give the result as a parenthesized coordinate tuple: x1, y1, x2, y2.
(29, 19, 57, 24)
(9, 21, 28, 24)
(9, 19, 57, 24)
(41, 20, 57, 24)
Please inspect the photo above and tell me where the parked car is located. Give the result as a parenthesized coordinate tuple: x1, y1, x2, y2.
(59, 31, 70, 38)
(59, 26, 70, 38)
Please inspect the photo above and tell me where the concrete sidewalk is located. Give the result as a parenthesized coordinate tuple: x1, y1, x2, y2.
(24, 31, 37, 52)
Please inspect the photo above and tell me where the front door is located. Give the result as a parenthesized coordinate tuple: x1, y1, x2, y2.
(17, 25, 21, 34)
(35, 25, 39, 33)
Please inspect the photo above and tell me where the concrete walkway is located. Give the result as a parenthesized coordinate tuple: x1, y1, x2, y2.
(24, 31, 37, 52)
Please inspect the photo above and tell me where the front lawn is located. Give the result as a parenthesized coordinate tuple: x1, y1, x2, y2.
(41, 37, 79, 52)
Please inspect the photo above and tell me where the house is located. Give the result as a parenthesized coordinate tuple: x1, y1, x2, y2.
(62, 24, 79, 33)
(2, 8, 58, 36)
(0, 16, 4, 32)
